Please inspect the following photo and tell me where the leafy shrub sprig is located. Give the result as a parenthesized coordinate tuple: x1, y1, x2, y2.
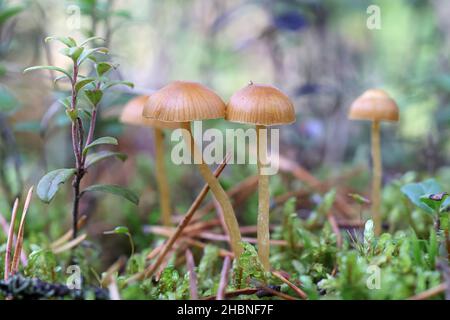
(24, 36, 137, 240)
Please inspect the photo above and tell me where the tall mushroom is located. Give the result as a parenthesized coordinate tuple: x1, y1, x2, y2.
(226, 83, 295, 270)
(142, 81, 243, 257)
(120, 95, 179, 226)
(348, 89, 399, 235)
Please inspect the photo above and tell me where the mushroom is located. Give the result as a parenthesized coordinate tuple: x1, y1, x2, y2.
(226, 83, 295, 270)
(120, 95, 179, 226)
(143, 81, 243, 257)
(348, 89, 399, 235)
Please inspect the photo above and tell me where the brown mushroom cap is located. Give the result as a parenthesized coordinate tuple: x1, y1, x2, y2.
(226, 83, 296, 126)
(142, 81, 226, 122)
(120, 95, 180, 129)
(348, 89, 399, 122)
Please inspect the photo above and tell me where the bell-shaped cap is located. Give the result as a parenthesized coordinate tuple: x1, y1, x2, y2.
(142, 81, 226, 122)
(120, 95, 180, 129)
(348, 89, 399, 122)
(226, 83, 296, 126)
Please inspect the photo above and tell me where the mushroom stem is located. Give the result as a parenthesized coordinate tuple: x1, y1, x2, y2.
(371, 120, 382, 235)
(181, 123, 243, 257)
(154, 127, 172, 226)
(256, 125, 270, 271)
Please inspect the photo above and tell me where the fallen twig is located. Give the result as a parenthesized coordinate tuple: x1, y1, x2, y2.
(217, 256, 231, 300)
(272, 270, 307, 300)
(278, 155, 354, 217)
(407, 283, 446, 300)
(192, 231, 297, 247)
(50, 215, 87, 250)
(204, 288, 259, 300)
(185, 249, 198, 300)
(126, 155, 230, 284)
(183, 238, 233, 258)
(52, 233, 87, 254)
(101, 256, 127, 287)
(258, 285, 298, 300)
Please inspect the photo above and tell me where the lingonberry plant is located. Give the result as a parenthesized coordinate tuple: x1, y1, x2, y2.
(24, 36, 138, 240)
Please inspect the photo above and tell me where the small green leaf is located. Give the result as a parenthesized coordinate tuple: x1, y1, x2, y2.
(401, 179, 443, 214)
(60, 46, 84, 62)
(0, 5, 23, 25)
(24, 66, 72, 82)
(85, 151, 127, 168)
(420, 192, 448, 212)
(102, 80, 134, 90)
(45, 36, 77, 47)
(96, 62, 115, 77)
(82, 184, 139, 205)
(58, 97, 71, 109)
(77, 47, 109, 66)
(37, 169, 76, 203)
(79, 36, 105, 47)
(75, 78, 96, 93)
(65, 108, 78, 121)
(83, 136, 118, 155)
(85, 89, 103, 106)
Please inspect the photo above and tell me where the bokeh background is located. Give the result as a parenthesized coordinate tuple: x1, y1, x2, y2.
(1, 0, 450, 265)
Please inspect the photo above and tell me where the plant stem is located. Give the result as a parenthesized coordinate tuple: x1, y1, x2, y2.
(371, 120, 382, 235)
(256, 125, 270, 271)
(72, 174, 82, 240)
(154, 127, 172, 226)
(69, 63, 85, 241)
(182, 122, 243, 258)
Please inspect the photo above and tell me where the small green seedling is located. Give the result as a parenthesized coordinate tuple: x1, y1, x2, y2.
(401, 179, 450, 232)
(24, 36, 137, 241)
(104, 226, 135, 256)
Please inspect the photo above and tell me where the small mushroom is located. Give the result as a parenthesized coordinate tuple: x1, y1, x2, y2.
(120, 95, 179, 226)
(348, 89, 399, 235)
(143, 81, 243, 257)
(226, 83, 295, 270)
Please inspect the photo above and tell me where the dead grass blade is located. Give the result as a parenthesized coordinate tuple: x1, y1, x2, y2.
(272, 270, 307, 300)
(407, 283, 447, 300)
(185, 249, 198, 300)
(52, 233, 87, 254)
(217, 256, 231, 300)
(50, 215, 87, 249)
(4, 198, 19, 280)
(11, 186, 34, 275)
